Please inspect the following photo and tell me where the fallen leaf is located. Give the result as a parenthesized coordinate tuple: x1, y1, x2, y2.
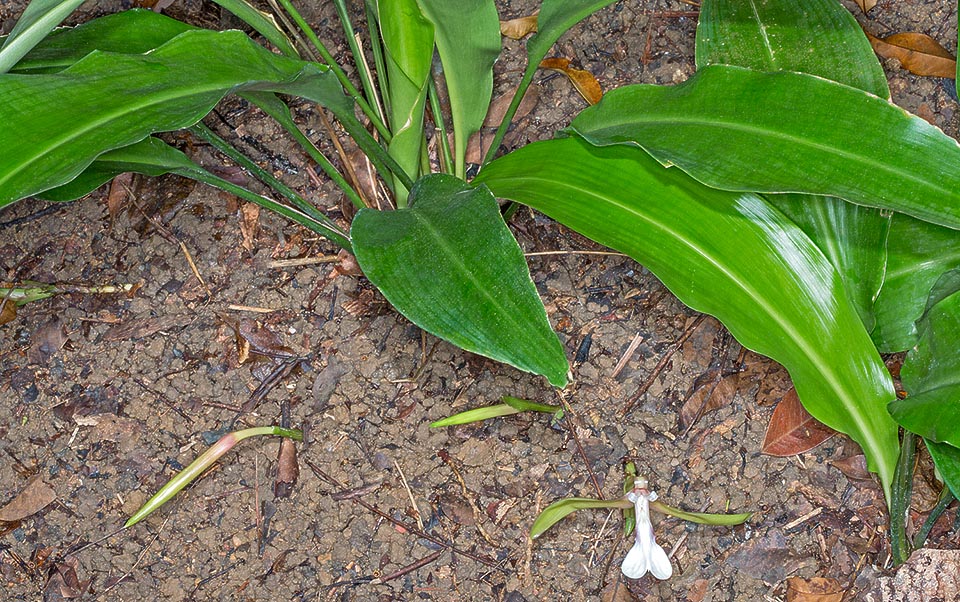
(680, 372, 738, 429)
(0, 478, 56, 522)
(830, 453, 871, 481)
(239, 202, 260, 252)
(786, 576, 843, 602)
(45, 556, 89, 599)
(483, 84, 541, 127)
(273, 436, 299, 498)
(761, 388, 836, 456)
(539, 57, 603, 105)
(28, 317, 68, 365)
(853, 0, 876, 13)
(0, 299, 16, 325)
(102, 313, 191, 341)
(106, 172, 134, 221)
(500, 13, 538, 39)
(866, 31, 957, 78)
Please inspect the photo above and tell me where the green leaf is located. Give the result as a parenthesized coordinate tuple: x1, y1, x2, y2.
(351, 174, 569, 388)
(0, 0, 86, 73)
(695, 0, 891, 331)
(890, 290, 960, 446)
(0, 29, 353, 207)
(530, 497, 631, 540)
(501, 396, 561, 413)
(925, 439, 960, 500)
(416, 0, 500, 179)
(378, 0, 435, 203)
(430, 403, 523, 427)
(209, 0, 298, 57)
(476, 137, 899, 498)
(8, 10, 194, 74)
(872, 214, 960, 352)
(695, 0, 889, 98)
(649, 500, 751, 526)
(568, 64, 960, 231)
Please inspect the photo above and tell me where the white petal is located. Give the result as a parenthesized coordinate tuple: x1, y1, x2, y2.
(621, 541, 649, 579)
(648, 542, 673, 580)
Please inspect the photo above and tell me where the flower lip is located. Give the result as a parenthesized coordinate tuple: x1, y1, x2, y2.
(621, 477, 673, 580)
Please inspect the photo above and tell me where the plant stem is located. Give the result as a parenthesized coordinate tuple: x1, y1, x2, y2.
(331, 0, 383, 125)
(189, 123, 348, 234)
(272, 0, 390, 141)
(890, 431, 916, 565)
(364, 1, 391, 119)
(427, 74, 454, 176)
(481, 65, 538, 168)
(913, 487, 955, 549)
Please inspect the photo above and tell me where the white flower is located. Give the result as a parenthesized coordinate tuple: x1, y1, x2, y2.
(621, 478, 673, 580)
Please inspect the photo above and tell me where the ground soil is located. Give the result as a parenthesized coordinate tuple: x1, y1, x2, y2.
(1, 0, 959, 600)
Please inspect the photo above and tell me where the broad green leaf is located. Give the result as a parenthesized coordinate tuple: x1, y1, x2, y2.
(695, 0, 888, 98)
(649, 501, 751, 526)
(209, 0, 298, 57)
(772, 196, 889, 332)
(0, 0, 86, 73)
(0, 29, 354, 207)
(695, 0, 891, 331)
(416, 0, 500, 179)
(482, 0, 617, 165)
(568, 65, 960, 231)
(378, 0, 435, 204)
(890, 290, 960, 446)
(476, 137, 899, 497)
(926, 439, 960, 500)
(872, 214, 960, 352)
(351, 174, 569, 388)
(530, 497, 631, 539)
(7, 10, 194, 74)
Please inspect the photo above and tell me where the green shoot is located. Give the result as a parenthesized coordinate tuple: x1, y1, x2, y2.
(430, 396, 562, 428)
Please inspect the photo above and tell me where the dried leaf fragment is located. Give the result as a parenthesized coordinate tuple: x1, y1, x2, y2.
(853, 0, 877, 13)
(866, 31, 957, 78)
(539, 57, 603, 105)
(239, 202, 261, 252)
(786, 576, 843, 602)
(500, 13, 538, 39)
(761, 388, 836, 456)
(0, 478, 56, 522)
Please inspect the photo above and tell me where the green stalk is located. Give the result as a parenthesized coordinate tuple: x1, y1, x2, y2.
(125, 426, 302, 528)
(428, 74, 454, 175)
(365, 1, 391, 119)
(272, 0, 391, 141)
(331, 0, 383, 124)
(890, 431, 916, 565)
(913, 487, 955, 549)
(480, 66, 537, 168)
(189, 123, 348, 234)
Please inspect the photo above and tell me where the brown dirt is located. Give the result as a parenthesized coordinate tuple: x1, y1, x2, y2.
(1, 0, 958, 600)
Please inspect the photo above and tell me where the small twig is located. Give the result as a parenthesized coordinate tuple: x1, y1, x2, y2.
(225, 304, 278, 313)
(611, 332, 644, 379)
(266, 255, 339, 269)
(394, 460, 424, 531)
(620, 314, 707, 417)
(783, 507, 823, 532)
(558, 391, 604, 498)
(437, 451, 497, 546)
(97, 516, 171, 599)
(370, 550, 442, 585)
(304, 461, 502, 570)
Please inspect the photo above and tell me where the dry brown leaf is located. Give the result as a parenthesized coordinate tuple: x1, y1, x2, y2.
(539, 57, 603, 105)
(0, 299, 16, 326)
(239, 202, 260, 252)
(28, 317, 68, 365)
(0, 478, 56, 522)
(500, 13, 538, 39)
(106, 172, 134, 221)
(830, 453, 871, 481)
(761, 388, 836, 456)
(786, 576, 844, 602)
(102, 313, 190, 341)
(867, 31, 957, 78)
(853, 0, 877, 13)
(274, 436, 299, 498)
(680, 372, 738, 428)
(483, 84, 541, 127)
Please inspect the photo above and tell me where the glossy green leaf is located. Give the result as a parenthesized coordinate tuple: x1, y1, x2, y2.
(378, 0, 435, 203)
(7, 10, 194, 74)
(501, 396, 561, 414)
(0, 29, 354, 207)
(430, 403, 524, 427)
(925, 439, 960, 500)
(352, 174, 568, 387)
(649, 500, 751, 526)
(416, 0, 500, 179)
(695, 0, 891, 331)
(530, 497, 631, 540)
(890, 290, 960, 446)
(0, 0, 86, 72)
(872, 214, 960, 352)
(695, 0, 888, 98)
(476, 137, 899, 497)
(569, 65, 960, 230)
(209, 0, 298, 57)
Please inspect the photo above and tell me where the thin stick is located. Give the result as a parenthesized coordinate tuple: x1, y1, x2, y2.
(370, 550, 442, 585)
(558, 391, 604, 498)
(611, 332, 644, 379)
(394, 460, 424, 531)
(620, 314, 707, 417)
(266, 256, 339, 269)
